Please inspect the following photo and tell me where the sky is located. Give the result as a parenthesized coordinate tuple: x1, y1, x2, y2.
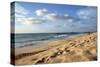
(11, 2, 97, 33)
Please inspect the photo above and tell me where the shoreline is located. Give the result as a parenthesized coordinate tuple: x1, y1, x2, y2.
(13, 32, 97, 65)
(15, 33, 84, 48)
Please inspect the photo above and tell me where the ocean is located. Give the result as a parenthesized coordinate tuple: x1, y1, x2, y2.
(11, 33, 80, 48)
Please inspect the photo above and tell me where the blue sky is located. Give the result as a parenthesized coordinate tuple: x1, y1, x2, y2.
(11, 2, 97, 33)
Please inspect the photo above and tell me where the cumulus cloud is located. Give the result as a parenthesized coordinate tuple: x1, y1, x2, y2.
(35, 8, 78, 22)
(14, 3, 31, 24)
(76, 7, 97, 27)
(28, 18, 46, 24)
(14, 4, 47, 25)
(64, 14, 69, 17)
(45, 13, 58, 21)
(35, 8, 48, 16)
(74, 7, 97, 32)
(11, 3, 28, 24)
(16, 17, 47, 25)
(15, 3, 29, 15)
(15, 13, 25, 18)
(45, 13, 76, 21)
(77, 7, 97, 19)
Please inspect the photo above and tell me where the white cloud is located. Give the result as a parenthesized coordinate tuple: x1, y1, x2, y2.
(67, 19, 74, 22)
(46, 13, 58, 21)
(23, 20, 33, 25)
(35, 9, 75, 22)
(12, 4, 27, 24)
(15, 3, 29, 15)
(16, 17, 47, 25)
(64, 14, 69, 17)
(77, 7, 97, 19)
(15, 8, 48, 25)
(74, 7, 97, 32)
(28, 18, 46, 24)
(15, 13, 25, 18)
(45, 13, 72, 21)
(14, 3, 41, 25)
(14, 3, 30, 24)
(35, 8, 48, 16)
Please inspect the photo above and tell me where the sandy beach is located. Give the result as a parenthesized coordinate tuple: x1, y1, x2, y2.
(13, 32, 97, 65)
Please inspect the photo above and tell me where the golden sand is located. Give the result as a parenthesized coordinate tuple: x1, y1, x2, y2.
(14, 32, 97, 65)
